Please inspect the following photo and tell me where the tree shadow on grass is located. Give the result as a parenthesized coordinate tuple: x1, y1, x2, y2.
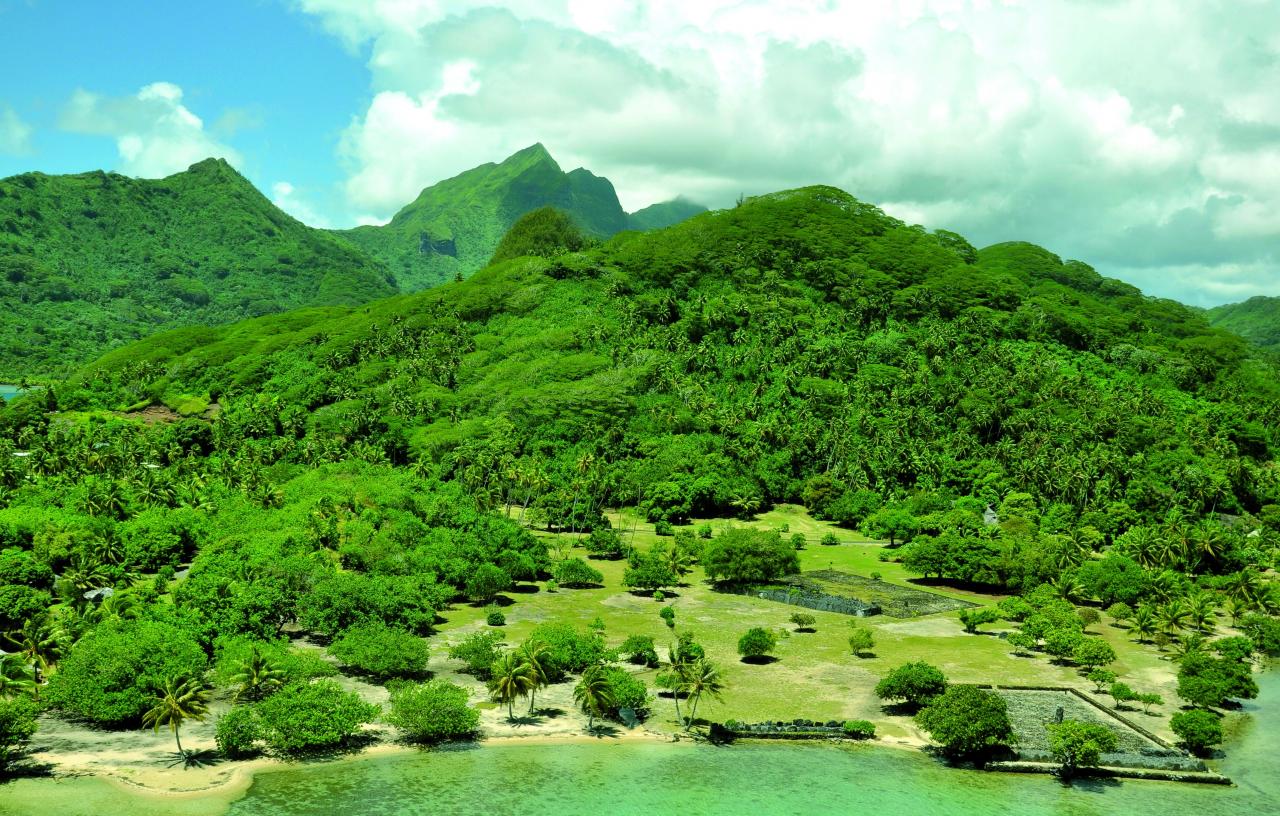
(163, 749, 223, 770)
(740, 655, 779, 665)
(586, 723, 623, 738)
(628, 589, 680, 599)
(0, 760, 55, 783)
(508, 583, 541, 595)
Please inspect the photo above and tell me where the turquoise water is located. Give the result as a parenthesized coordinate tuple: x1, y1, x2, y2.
(0, 384, 22, 401)
(3, 674, 1277, 816)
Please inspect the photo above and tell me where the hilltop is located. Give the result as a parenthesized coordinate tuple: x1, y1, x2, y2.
(335, 144, 705, 292)
(0, 159, 395, 378)
(1207, 296, 1280, 353)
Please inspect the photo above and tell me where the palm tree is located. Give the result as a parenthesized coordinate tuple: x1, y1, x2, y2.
(0, 654, 36, 698)
(488, 652, 534, 720)
(679, 658, 725, 731)
(1184, 591, 1219, 633)
(517, 639, 550, 714)
(231, 646, 287, 701)
(1155, 601, 1189, 641)
(1130, 605, 1158, 644)
(142, 675, 210, 759)
(573, 666, 615, 731)
(5, 615, 62, 688)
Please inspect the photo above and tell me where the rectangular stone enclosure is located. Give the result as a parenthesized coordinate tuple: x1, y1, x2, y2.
(750, 570, 978, 618)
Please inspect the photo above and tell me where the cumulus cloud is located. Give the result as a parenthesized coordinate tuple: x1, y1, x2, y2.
(271, 181, 334, 229)
(0, 106, 33, 155)
(295, 0, 1280, 305)
(59, 82, 241, 178)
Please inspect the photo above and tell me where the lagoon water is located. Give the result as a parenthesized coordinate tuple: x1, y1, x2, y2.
(4, 673, 1277, 816)
(0, 384, 22, 401)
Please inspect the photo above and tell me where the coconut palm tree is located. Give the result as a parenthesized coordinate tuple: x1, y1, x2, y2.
(679, 658, 725, 731)
(573, 665, 615, 731)
(5, 615, 63, 688)
(142, 675, 210, 760)
(231, 646, 287, 701)
(488, 652, 534, 720)
(516, 639, 550, 714)
(0, 654, 36, 698)
(1155, 601, 1189, 641)
(1130, 605, 1157, 644)
(1184, 591, 1219, 633)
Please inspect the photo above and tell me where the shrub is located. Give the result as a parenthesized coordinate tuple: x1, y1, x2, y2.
(997, 596, 1035, 622)
(789, 612, 816, 632)
(620, 634, 660, 668)
(328, 623, 429, 681)
(215, 706, 261, 759)
(552, 557, 603, 588)
(1072, 638, 1116, 670)
(958, 607, 1000, 633)
(0, 697, 38, 771)
(485, 606, 506, 627)
(1105, 602, 1134, 624)
(654, 520, 674, 536)
(737, 627, 778, 661)
(696, 524, 713, 539)
(449, 631, 505, 679)
(213, 636, 336, 688)
(465, 564, 511, 604)
(545, 579, 559, 593)
(659, 605, 676, 628)
(255, 681, 380, 755)
(916, 685, 1014, 758)
(874, 662, 947, 708)
(790, 533, 806, 550)
(653, 590, 665, 602)
(1087, 668, 1116, 692)
(385, 679, 480, 743)
(601, 666, 650, 720)
(1170, 709, 1223, 756)
(820, 533, 840, 546)
(1077, 607, 1101, 628)
(848, 626, 875, 657)
(1108, 682, 1137, 709)
(528, 622, 606, 681)
(1007, 631, 1037, 655)
(842, 719, 875, 739)
(584, 528, 628, 559)
(1046, 720, 1117, 777)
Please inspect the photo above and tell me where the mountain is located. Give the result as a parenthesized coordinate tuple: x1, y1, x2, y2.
(1207, 296, 1280, 352)
(335, 144, 705, 292)
(0, 159, 395, 379)
(53, 186, 1276, 534)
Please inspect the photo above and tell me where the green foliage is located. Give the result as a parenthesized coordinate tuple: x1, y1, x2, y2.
(702, 528, 799, 585)
(623, 549, 678, 591)
(1177, 650, 1258, 708)
(583, 528, 628, 559)
(296, 571, 442, 638)
(328, 623, 429, 681)
(490, 207, 589, 265)
(385, 679, 480, 743)
(254, 680, 380, 755)
(1206, 296, 1280, 352)
(1169, 709, 1224, 756)
(620, 634, 660, 667)
(485, 607, 506, 627)
(213, 637, 336, 691)
(1072, 637, 1117, 670)
(842, 719, 876, 739)
(465, 564, 511, 604)
(1046, 720, 1118, 776)
(599, 665, 650, 721)
(527, 622, 606, 681)
(1108, 682, 1137, 708)
(552, 557, 603, 587)
(1105, 602, 1134, 624)
(1087, 668, 1116, 692)
(958, 607, 1000, 633)
(737, 627, 778, 661)
(1042, 626, 1085, 660)
(874, 662, 947, 708)
(44, 618, 207, 727)
(448, 631, 506, 679)
(848, 625, 875, 657)
(915, 685, 1015, 758)
(0, 697, 38, 770)
(659, 605, 676, 628)
(215, 705, 261, 759)
(789, 612, 816, 631)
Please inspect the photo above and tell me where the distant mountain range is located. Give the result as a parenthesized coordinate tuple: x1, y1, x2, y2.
(1206, 296, 1280, 353)
(335, 143, 706, 292)
(0, 145, 706, 377)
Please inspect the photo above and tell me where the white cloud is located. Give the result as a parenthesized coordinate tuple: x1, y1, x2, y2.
(0, 106, 33, 155)
(271, 181, 334, 229)
(59, 82, 241, 177)
(295, 0, 1280, 304)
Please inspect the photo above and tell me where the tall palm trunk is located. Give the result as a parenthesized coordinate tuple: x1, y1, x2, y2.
(173, 724, 184, 755)
(672, 692, 683, 726)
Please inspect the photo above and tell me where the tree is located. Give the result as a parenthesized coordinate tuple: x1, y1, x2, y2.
(516, 639, 550, 714)
(862, 508, 919, 546)
(1072, 638, 1116, 671)
(255, 680, 379, 755)
(328, 624, 429, 681)
(573, 665, 615, 731)
(620, 634, 660, 668)
(215, 706, 260, 759)
(1086, 669, 1116, 693)
(385, 680, 480, 743)
(679, 658, 725, 730)
(448, 631, 505, 679)
(874, 662, 947, 709)
(142, 675, 210, 759)
(915, 685, 1015, 759)
(623, 551, 678, 592)
(1076, 607, 1100, 629)
(701, 528, 799, 585)
(1108, 682, 1137, 709)
(1105, 602, 1134, 626)
(1170, 710, 1223, 756)
(1177, 651, 1258, 708)
(488, 651, 534, 720)
(1042, 627, 1084, 661)
(1007, 631, 1036, 656)
(465, 564, 511, 604)
(552, 557, 603, 588)
(848, 626, 875, 657)
(0, 654, 36, 699)
(737, 627, 778, 662)
(789, 612, 816, 632)
(0, 697, 38, 772)
(1130, 605, 1157, 642)
(231, 645, 287, 701)
(1136, 692, 1163, 714)
(958, 607, 1000, 633)
(1046, 720, 1117, 779)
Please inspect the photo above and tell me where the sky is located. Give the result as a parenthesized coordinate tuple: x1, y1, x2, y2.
(1, 1, 1278, 307)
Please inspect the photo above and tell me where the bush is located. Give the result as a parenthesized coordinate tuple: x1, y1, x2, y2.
(449, 631, 505, 679)
(916, 685, 1014, 758)
(702, 528, 799, 585)
(958, 607, 1000, 633)
(255, 681, 380, 755)
(44, 618, 207, 727)
(874, 662, 947, 708)
(620, 634, 660, 667)
(552, 557, 603, 588)
(790, 533, 806, 550)
(1170, 709, 1223, 756)
(485, 606, 506, 627)
(842, 719, 876, 739)
(1105, 602, 1134, 624)
(544, 579, 559, 593)
(385, 679, 480, 743)
(584, 528, 628, 559)
(790, 612, 816, 631)
(465, 564, 511, 604)
(848, 626, 875, 657)
(1046, 720, 1117, 777)
(527, 622, 606, 681)
(659, 605, 676, 628)
(1072, 637, 1116, 670)
(0, 697, 38, 771)
(213, 636, 336, 688)
(696, 524, 713, 539)
(820, 533, 840, 546)
(623, 551, 677, 591)
(654, 520, 674, 536)
(328, 623, 429, 681)
(1087, 668, 1116, 692)
(997, 596, 1035, 622)
(215, 706, 261, 759)
(601, 666, 650, 721)
(1077, 607, 1101, 628)
(737, 627, 778, 661)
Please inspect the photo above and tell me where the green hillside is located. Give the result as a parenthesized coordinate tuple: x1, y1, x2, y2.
(1207, 296, 1280, 352)
(45, 186, 1278, 532)
(0, 159, 395, 379)
(335, 144, 705, 292)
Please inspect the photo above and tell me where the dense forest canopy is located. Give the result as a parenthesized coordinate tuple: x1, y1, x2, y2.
(0, 159, 395, 379)
(1207, 296, 1280, 354)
